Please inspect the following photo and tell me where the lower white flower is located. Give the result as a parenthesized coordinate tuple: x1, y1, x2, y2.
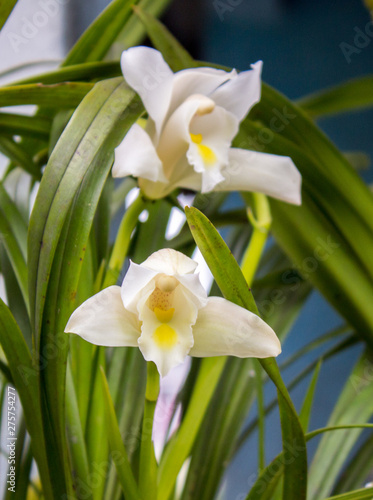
(65, 249, 281, 377)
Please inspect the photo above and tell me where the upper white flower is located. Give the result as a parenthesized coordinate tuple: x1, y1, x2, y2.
(112, 46, 301, 204)
(65, 249, 281, 377)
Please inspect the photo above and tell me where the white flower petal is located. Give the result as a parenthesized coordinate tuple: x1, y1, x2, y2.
(121, 47, 174, 136)
(215, 148, 302, 205)
(65, 286, 140, 346)
(112, 124, 167, 183)
(190, 297, 281, 358)
(211, 61, 262, 121)
(187, 106, 239, 192)
(142, 248, 198, 275)
(168, 67, 236, 119)
(121, 262, 158, 313)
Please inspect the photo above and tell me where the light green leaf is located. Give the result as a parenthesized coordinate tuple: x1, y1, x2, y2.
(100, 367, 141, 500)
(299, 361, 322, 433)
(297, 75, 373, 118)
(0, 82, 93, 108)
(0, 0, 17, 31)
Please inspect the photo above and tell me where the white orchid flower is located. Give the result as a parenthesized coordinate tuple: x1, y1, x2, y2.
(112, 46, 301, 204)
(65, 249, 281, 377)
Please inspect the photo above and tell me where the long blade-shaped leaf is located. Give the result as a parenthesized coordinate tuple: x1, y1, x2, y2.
(185, 207, 307, 500)
(0, 0, 17, 31)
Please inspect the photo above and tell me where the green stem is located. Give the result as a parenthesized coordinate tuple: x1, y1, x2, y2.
(241, 192, 272, 474)
(139, 362, 160, 499)
(103, 193, 148, 288)
(241, 192, 272, 285)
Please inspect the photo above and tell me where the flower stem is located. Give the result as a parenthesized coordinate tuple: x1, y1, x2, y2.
(241, 192, 272, 286)
(241, 192, 272, 473)
(139, 362, 160, 499)
(103, 193, 148, 288)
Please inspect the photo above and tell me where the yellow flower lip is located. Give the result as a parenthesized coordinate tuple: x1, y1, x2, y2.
(153, 324, 178, 349)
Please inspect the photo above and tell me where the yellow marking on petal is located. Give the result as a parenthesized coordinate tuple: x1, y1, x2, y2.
(190, 133, 203, 144)
(154, 307, 175, 323)
(190, 133, 217, 166)
(153, 324, 178, 349)
(197, 144, 217, 166)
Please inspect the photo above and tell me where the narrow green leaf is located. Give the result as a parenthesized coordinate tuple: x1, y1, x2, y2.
(325, 487, 373, 500)
(185, 207, 307, 500)
(299, 360, 322, 432)
(0, 0, 17, 31)
(0, 136, 40, 178)
(308, 351, 373, 499)
(0, 183, 28, 307)
(185, 206, 258, 314)
(0, 299, 54, 498)
(0, 82, 93, 108)
(118, 0, 173, 49)
(14, 61, 121, 86)
(100, 367, 141, 500)
(297, 75, 373, 118)
(65, 365, 92, 499)
(0, 112, 51, 139)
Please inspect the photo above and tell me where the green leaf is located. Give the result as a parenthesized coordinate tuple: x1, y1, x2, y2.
(0, 0, 17, 31)
(0, 299, 54, 498)
(28, 77, 142, 349)
(0, 112, 51, 140)
(65, 365, 92, 499)
(0, 82, 93, 108)
(299, 361, 322, 432)
(24, 77, 142, 497)
(308, 351, 373, 499)
(100, 367, 141, 500)
(185, 207, 307, 500)
(0, 183, 28, 307)
(297, 75, 373, 118)
(325, 487, 373, 500)
(14, 61, 121, 86)
(0, 136, 41, 178)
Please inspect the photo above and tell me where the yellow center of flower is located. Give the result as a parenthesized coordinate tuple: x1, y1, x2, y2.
(148, 275, 179, 349)
(190, 133, 217, 166)
(153, 324, 178, 349)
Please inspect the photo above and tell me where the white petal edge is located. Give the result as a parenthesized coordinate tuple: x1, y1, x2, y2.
(210, 61, 262, 122)
(65, 286, 140, 347)
(112, 123, 167, 183)
(142, 248, 198, 275)
(121, 262, 158, 313)
(190, 297, 281, 358)
(121, 47, 174, 136)
(215, 148, 302, 205)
